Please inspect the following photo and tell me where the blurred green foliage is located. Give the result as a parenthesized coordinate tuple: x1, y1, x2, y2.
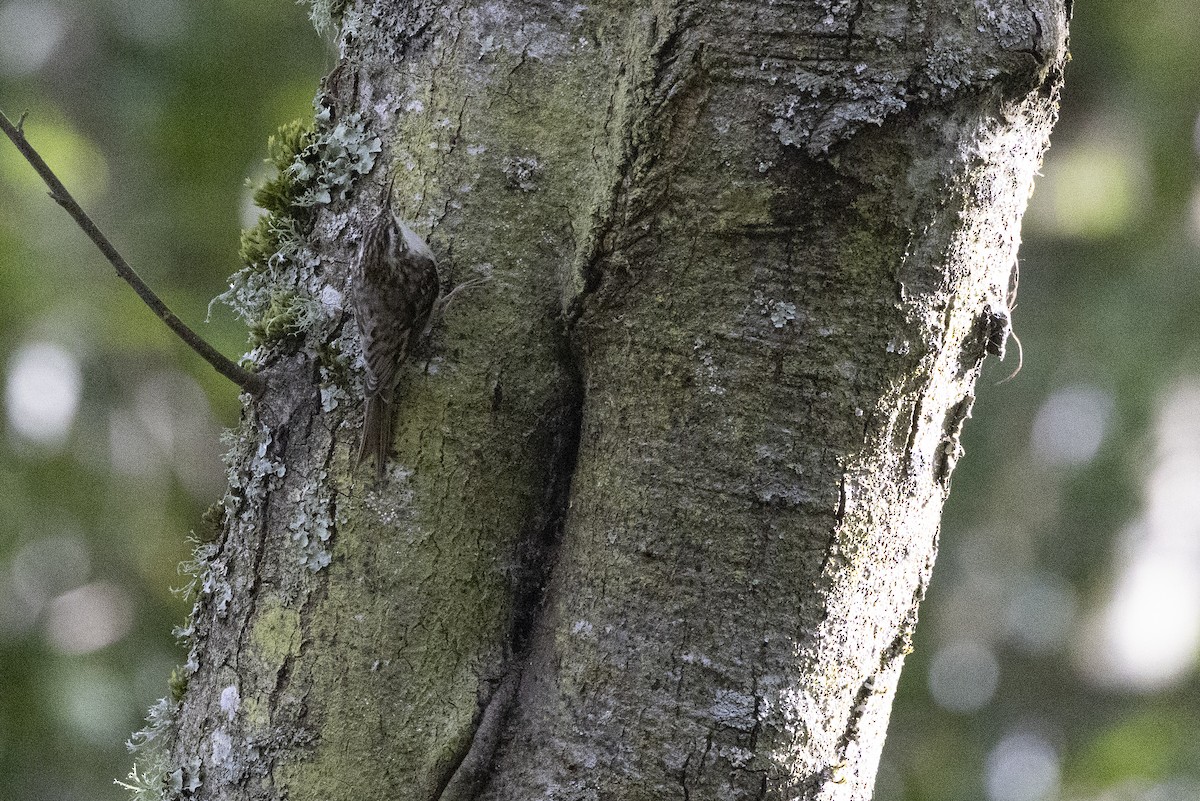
(0, 2, 325, 799)
(1, 2, 1196, 801)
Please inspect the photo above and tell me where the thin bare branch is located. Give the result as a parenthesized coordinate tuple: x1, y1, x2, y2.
(0, 108, 265, 395)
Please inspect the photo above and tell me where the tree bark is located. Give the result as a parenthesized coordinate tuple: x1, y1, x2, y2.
(153, 2, 1069, 800)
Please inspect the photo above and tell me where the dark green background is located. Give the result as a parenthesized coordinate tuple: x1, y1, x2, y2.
(0, 3, 1195, 799)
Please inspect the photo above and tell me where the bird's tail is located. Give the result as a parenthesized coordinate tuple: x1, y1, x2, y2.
(356, 394, 393, 481)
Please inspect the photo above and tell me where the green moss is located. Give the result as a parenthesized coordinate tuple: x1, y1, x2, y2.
(247, 290, 323, 346)
(195, 501, 224, 544)
(235, 119, 315, 271)
(168, 667, 188, 704)
(237, 217, 275, 272)
(255, 118, 317, 213)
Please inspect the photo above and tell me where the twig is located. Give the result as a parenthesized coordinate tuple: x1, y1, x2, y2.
(0, 109, 266, 395)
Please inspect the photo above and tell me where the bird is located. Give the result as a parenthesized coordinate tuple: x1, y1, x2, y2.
(351, 181, 440, 480)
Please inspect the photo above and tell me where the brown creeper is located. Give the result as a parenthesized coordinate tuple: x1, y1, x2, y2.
(352, 184, 440, 479)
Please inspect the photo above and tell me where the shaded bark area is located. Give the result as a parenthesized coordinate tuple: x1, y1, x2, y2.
(163, 1, 1068, 800)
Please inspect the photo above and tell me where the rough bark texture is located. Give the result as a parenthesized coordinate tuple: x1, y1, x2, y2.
(158, 2, 1069, 800)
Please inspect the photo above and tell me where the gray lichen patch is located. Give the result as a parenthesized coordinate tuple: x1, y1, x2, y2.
(286, 468, 336, 571)
(300, 0, 350, 37)
(289, 109, 382, 208)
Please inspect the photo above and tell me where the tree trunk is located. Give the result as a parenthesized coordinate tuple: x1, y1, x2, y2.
(149, 2, 1069, 800)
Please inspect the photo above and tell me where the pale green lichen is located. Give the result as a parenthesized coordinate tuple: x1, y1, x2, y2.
(114, 763, 166, 801)
(319, 363, 352, 411)
(119, 530, 230, 800)
(752, 291, 802, 329)
(229, 427, 287, 520)
(250, 604, 303, 665)
(123, 422, 298, 798)
(129, 97, 378, 798)
(770, 301, 798, 328)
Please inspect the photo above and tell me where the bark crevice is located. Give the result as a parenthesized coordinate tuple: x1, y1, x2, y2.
(434, 329, 586, 801)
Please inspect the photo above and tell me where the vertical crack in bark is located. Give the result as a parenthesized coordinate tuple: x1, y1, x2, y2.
(566, 3, 708, 328)
(934, 392, 974, 487)
(844, 0, 866, 58)
(835, 475, 848, 525)
(431, 333, 585, 801)
(901, 385, 925, 474)
(677, 753, 693, 801)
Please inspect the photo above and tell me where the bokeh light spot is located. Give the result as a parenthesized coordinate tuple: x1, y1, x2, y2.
(1026, 125, 1146, 239)
(5, 341, 82, 448)
(11, 532, 90, 614)
(928, 640, 1000, 713)
(1145, 779, 1200, 801)
(985, 731, 1060, 801)
(1188, 184, 1200, 247)
(1078, 380, 1200, 691)
(1029, 384, 1112, 466)
(1082, 545, 1200, 691)
(0, 115, 110, 204)
(45, 581, 134, 654)
(1003, 573, 1076, 653)
(0, 0, 67, 75)
(108, 0, 187, 46)
(48, 663, 132, 745)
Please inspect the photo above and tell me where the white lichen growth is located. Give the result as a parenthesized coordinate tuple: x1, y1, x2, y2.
(319, 284, 343, 310)
(302, 0, 347, 37)
(320, 381, 349, 413)
(752, 292, 802, 329)
(770, 301, 798, 328)
(710, 688, 758, 731)
(502, 155, 542, 192)
(692, 338, 726, 396)
(210, 216, 307, 327)
(210, 730, 233, 767)
(219, 685, 240, 721)
(194, 423, 285, 620)
(114, 764, 165, 801)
